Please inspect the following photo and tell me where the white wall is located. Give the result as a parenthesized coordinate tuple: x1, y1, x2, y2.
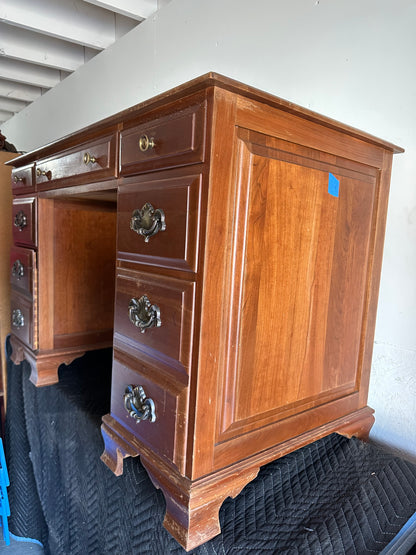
(3, 0, 416, 460)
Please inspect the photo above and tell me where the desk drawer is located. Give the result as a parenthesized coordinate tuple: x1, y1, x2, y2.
(111, 356, 185, 464)
(12, 197, 37, 248)
(120, 103, 206, 176)
(10, 290, 36, 349)
(117, 173, 202, 272)
(12, 165, 34, 194)
(36, 133, 117, 190)
(10, 247, 36, 296)
(114, 269, 195, 373)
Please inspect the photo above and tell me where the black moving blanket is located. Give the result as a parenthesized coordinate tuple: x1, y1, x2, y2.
(5, 341, 416, 554)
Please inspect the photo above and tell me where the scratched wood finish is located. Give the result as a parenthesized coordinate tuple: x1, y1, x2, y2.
(7, 75, 402, 550)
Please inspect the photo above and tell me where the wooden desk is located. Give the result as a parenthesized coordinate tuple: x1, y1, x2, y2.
(7, 73, 403, 550)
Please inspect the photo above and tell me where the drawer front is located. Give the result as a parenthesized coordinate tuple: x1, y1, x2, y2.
(12, 165, 34, 194)
(36, 133, 117, 190)
(10, 246, 36, 296)
(114, 269, 195, 373)
(10, 290, 36, 349)
(12, 197, 37, 247)
(117, 174, 202, 272)
(120, 103, 206, 176)
(111, 356, 185, 464)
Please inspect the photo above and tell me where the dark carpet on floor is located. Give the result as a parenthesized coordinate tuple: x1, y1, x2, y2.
(4, 339, 416, 554)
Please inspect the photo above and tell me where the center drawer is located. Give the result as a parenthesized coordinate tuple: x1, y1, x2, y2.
(114, 268, 195, 374)
(36, 133, 117, 190)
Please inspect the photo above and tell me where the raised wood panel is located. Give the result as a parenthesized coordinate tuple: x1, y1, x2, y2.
(117, 172, 202, 272)
(217, 129, 377, 443)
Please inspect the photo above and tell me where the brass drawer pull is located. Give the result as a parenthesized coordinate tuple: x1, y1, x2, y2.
(138, 134, 155, 152)
(83, 152, 97, 165)
(12, 308, 25, 328)
(14, 210, 27, 231)
(130, 203, 166, 243)
(36, 168, 52, 180)
(13, 175, 24, 183)
(128, 295, 161, 333)
(12, 259, 24, 280)
(124, 385, 156, 423)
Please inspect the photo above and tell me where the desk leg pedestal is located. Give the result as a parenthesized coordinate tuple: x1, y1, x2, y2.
(100, 407, 375, 552)
(9, 335, 86, 386)
(100, 414, 260, 551)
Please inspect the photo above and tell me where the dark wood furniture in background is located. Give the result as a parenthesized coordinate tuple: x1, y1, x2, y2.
(7, 74, 403, 550)
(0, 151, 16, 436)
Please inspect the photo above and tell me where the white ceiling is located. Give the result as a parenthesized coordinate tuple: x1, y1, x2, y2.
(0, 0, 165, 128)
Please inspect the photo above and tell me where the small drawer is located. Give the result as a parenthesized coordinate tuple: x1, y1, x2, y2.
(111, 356, 184, 464)
(114, 269, 195, 373)
(117, 173, 202, 272)
(10, 290, 36, 350)
(120, 102, 206, 176)
(36, 133, 117, 190)
(10, 246, 36, 296)
(12, 197, 37, 248)
(11, 165, 34, 194)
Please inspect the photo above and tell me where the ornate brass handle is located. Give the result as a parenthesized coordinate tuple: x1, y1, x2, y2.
(14, 210, 27, 231)
(138, 134, 155, 152)
(12, 259, 24, 280)
(123, 385, 156, 423)
(12, 309, 25, 328)
(128, 295, 161, 333)
(13, 175, 24, 183)
(130, 203, 166, 243)
(83, 152, 97, 165)
(36, 168, 52, 180)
